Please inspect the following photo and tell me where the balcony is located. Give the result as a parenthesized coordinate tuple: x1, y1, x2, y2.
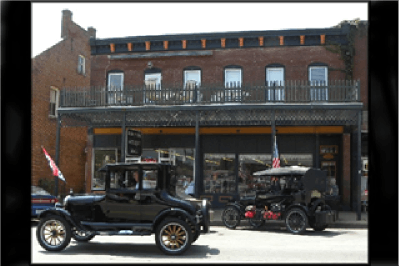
(59, 80, 360, 108)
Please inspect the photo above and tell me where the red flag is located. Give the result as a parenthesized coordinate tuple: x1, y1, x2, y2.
(42, 147, 66, 182)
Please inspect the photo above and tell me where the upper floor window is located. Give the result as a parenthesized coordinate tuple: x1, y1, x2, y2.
(309, 64, 328, 101)
(145, 68, 162, 90)
(224, 67, 242, 88)
(266, 66, 284, 86)
(77, 55, 85, 75)
(309, 65, 328, 85)
(266, 65, 285, 101)
(184, 69, 201, 89)
(108, 72, 124, 90)
(107, 72, 124, 104)
(49, 87, 59, 117)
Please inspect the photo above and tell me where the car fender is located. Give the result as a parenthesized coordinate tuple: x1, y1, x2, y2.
(224, 202, 245, 217)
(153, 207, 196, 231)
(284, 203, 310, 217)
(38, 208, 86, 231)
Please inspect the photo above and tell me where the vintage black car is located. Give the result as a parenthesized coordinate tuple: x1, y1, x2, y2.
(221, 166, 336, 234)
(36, 163, 210, 255)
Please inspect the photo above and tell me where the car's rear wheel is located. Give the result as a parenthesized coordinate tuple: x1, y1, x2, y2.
(156, 218, 192, 255)
(309, 217, 328, 231)
(222, 206, 241, 229)
(285, 208, 308, 235)
(71, 229, 96, 242)
(36, 215, 71, 251)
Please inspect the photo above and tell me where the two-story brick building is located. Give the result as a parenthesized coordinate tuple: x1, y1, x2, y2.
(31, 10, 96, 196)
(54, 14, 367, 211)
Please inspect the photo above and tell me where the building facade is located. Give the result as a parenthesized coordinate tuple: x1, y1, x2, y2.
(56, 19, 367, 210)
(31, 10, 96, 195)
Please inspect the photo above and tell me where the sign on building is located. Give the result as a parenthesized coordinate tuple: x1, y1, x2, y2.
(126, 129, 142, 156)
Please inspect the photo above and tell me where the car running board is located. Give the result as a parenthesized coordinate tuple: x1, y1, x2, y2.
(81, 221, 153, 232)
(96, 230, 152, 236)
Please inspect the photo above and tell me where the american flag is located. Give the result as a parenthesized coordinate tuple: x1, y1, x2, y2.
(42, 147, 66, 182)
(272, 137, 280, 168)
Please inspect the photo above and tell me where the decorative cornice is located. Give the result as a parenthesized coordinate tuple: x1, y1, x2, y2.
(90, 25, 352, 55)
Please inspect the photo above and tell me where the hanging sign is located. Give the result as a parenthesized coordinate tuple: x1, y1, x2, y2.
(126, 129, 142, 156)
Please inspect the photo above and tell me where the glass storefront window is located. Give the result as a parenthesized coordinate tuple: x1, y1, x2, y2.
(172, 148, 195, 199)
(239, 154, 271, 196)
(203, 154, 236, 194)
(92, 149, 117, 190)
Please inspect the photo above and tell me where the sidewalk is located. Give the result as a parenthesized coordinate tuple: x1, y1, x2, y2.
(209, 209, 368, 229)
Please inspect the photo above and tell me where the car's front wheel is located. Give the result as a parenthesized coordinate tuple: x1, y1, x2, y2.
(156, 218, 193, 255)
(36, 215, 71, 251)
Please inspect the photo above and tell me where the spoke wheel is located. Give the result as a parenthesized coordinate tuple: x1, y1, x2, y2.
(72, 229, 96, 242)
(248, 215, 265, 228)
(309, 217, 328, 232)
(222, 206, 241, 229)
(36, 215, 71, 251)
(285, 208, 308, 235)
(156, 218, 192, 255)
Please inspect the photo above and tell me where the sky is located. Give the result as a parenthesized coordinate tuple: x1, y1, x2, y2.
(32, 2, 368, 58)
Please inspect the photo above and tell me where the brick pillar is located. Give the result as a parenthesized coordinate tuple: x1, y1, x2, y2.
(342, 133, 351, 209)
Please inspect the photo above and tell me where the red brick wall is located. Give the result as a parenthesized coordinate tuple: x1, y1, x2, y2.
(31, 10, 94, 195)
(353, 26, 368, 110)
(91, 45, 346, 86)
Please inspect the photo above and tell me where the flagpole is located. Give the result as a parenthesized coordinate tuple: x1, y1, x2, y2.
(271, 109, 276, 167)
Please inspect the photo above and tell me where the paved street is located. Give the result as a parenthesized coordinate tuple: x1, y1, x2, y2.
(32, 221, 368, 263)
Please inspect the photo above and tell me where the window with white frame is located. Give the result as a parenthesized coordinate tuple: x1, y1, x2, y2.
(225, 68, 241, 88)
(107, 72, 124, 104)
(184, 70, 201, 88)
(78, 55, 85, 75)
(266, 67, 285, 101)
(49, 87, 59, 117)
(224, 67, 242, 101)
(309, 65, 328, 101)
(184, 69, 201, 102)
(144, 73, 162, 102)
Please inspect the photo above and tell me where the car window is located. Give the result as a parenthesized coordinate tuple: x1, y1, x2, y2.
(142, 170, 157, 190)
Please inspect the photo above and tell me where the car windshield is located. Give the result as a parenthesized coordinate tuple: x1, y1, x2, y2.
(31, 186, 51, 195)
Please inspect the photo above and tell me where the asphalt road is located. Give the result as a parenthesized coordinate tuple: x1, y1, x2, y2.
(31, 221, 368, 263)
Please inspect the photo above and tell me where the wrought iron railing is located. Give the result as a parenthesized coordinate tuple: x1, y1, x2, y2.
(59, 80, 360, 108)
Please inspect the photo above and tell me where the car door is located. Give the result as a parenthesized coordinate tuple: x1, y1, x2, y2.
(139, 168, 169, 222)
(102, 170, 142, 222)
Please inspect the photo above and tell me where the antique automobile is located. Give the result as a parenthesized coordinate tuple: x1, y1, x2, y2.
(36, 162, 210, 255)
(221, 166, 336, 234)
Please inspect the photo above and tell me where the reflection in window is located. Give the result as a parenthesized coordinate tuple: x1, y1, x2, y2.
(239, 154, 271, 196)
(93, 149, 117, 190)
(203, 154, 236, 194)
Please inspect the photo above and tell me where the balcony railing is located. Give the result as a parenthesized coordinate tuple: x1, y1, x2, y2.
(59, 80, 360, 108)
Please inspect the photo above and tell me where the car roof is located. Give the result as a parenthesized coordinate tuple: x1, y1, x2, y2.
(98, 162, 170, 172)
(253, 166, 311, 176)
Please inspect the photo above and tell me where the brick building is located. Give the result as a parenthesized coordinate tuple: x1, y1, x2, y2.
(56, 18, 367, 211)
(31, 10, 96, 195)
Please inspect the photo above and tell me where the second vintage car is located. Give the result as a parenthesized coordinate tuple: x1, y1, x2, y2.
(221, 166, 336, 234)
(36, 162, 210, 255)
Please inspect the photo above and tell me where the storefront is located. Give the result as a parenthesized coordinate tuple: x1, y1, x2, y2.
(89, 126, 344, 208)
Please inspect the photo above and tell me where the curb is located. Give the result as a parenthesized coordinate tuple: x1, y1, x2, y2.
(210, 220, 368, 229)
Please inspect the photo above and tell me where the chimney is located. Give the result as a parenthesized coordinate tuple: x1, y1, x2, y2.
(61, 9, 72, 39)
(87, 27, 96, 38)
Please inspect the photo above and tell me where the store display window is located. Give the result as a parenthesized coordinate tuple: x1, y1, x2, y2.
(203, 154, 236, 194)
(92, 149, 117, 190)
